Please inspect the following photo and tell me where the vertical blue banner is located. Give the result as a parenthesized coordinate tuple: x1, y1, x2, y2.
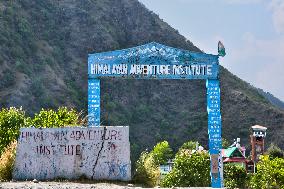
(88, 78, 100, 127)
(206, 79, 224, 188)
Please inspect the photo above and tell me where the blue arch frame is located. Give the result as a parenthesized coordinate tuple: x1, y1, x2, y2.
(88, 42, 223, 188)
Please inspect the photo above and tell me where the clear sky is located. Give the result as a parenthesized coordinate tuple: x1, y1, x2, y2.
(138, 0, 284, 101)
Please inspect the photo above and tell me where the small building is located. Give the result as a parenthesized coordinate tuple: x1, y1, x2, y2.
(250, 125, 267, 163)
(249, 125, 267, 173)
(160, 164, 172, 175)
(222, 147, 247, 167)
(159, 159, 174, 179)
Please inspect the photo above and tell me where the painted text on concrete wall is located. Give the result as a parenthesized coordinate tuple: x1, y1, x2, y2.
(13, 126, 131, 181)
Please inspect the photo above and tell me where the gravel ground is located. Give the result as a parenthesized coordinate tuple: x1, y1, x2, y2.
(0, 181, 212, 189)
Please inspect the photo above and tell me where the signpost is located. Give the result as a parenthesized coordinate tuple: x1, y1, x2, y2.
(88, 42, 224, 188)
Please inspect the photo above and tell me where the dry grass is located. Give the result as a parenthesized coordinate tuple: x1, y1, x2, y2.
(133, 151, 160, 187)
(0, 140, 17, 181)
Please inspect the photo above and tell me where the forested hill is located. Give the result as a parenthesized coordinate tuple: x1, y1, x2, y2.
(0, 0, 283, 157)
(257, 89, 284, 110)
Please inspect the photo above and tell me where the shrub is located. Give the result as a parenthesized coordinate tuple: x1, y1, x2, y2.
(133, 151, 160, 187)
(248, 155, 284, 189)
(150, 141, 173, 165)
(267, 143, 284, 159)
(224, 164, 247, 189)
(0, 107, 26, 154)
(161, 151, 210, 187)
(179, 140, 199, 151)
(0, 140, 17, 181)
(0, 107, 80, 154)
(29, 107, 79, 128)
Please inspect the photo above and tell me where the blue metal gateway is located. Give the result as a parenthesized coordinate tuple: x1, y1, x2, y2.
(88, 42, 223, 188)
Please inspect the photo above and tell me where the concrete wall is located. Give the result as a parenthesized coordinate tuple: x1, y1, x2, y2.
(13, 126, 131, 181)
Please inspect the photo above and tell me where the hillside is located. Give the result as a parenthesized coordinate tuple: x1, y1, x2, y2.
(0, 0, 283, 160)
(257, 89, 284, 110)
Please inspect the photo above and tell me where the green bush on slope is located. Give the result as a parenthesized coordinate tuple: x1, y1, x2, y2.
(0, 107, 26, 154)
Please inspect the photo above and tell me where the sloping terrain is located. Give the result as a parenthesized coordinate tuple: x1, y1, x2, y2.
(0, 0, 283, 160)
(257, 89, 284, 110)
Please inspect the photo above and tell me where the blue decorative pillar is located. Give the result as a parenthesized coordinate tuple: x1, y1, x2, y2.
(206, 79, 224, 188)
(88, 78, 100, 127)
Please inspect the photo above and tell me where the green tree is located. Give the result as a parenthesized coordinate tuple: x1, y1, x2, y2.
(180, 140, 199, 151)
(0, 107, 26, 154)
(0, 107, 80, 154)
(249, 155, 284, 189)
(224, 164, 247, 189)
(29, 107, 79, 128)
(150, 141, 173, 165)
(161, 151, 210, 187)
(267, 143, 284, 159)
